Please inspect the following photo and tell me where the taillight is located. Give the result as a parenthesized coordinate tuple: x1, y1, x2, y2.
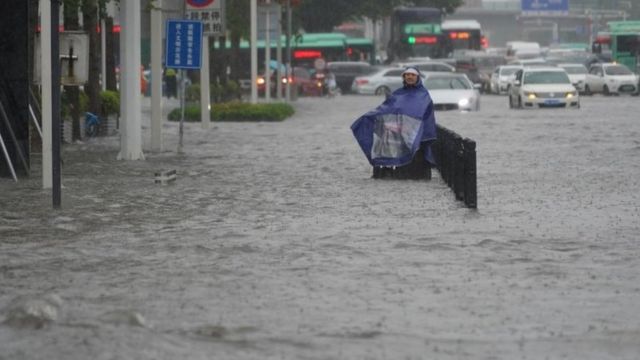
(355, 79, 368, 85)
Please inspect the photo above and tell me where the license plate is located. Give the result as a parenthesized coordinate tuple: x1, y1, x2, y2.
(620, 85, 634, 92)
(544, 99, 560, 104)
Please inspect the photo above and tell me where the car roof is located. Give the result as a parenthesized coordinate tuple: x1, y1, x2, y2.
(327, 61, 370, 67)
(557, 63, 587, 68)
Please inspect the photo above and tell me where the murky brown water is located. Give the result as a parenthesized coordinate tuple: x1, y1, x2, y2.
(2, 95, 640, 359)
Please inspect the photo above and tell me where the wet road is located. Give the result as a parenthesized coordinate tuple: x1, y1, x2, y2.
(1, 94, 640, 359)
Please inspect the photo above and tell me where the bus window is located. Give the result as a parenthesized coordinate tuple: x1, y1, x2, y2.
(442, 20, 482, 55)
(388, 6, 444, 62)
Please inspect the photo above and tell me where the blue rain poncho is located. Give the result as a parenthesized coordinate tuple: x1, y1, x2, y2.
(351, 71, 437, 167)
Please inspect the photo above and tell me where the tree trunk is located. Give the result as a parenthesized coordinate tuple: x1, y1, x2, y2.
(83, 0, 101, 118)
(105, 17, 117, 92)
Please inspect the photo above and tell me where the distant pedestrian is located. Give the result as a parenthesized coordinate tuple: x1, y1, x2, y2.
(351, 66, 437, 179)
(164, 68, 178, 98)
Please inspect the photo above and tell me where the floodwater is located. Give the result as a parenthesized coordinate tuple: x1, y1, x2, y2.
(1, 94, 640, 359)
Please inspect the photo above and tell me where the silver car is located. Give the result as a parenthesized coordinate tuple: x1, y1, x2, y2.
(351, 67, 406, 95)
(508, 67, 580, 109)
(584, 63, 639, 95)
(490, 65, 522, 95)
(557, 63, 588, 94)
(423, 73, 481, 111)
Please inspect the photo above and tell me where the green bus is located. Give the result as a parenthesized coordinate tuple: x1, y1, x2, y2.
(607, 21, 640, 74)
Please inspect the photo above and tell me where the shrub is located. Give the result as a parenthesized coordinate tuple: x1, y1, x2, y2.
(100, 90, 120, 116)
(168, 101, 294, 122)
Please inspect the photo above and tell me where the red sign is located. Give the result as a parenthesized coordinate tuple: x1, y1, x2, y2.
(414, 36, 438, 45)
(186, 0, 215, 8)
(294, 50, 322, 59)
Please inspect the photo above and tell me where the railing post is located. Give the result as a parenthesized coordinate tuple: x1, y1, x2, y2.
(463, 138, 477, 208)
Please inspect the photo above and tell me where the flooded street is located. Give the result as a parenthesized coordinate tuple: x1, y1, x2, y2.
(2, 94, 640, 359)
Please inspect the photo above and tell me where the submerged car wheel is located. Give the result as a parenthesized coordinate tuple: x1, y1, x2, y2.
(584, 85, 592, 96)
(603, 85, 610, 96)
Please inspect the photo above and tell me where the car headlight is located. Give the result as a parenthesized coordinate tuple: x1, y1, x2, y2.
(458, 98, 470, 107)
(524, 91, 536, 99)
(565, 91, 577, 98)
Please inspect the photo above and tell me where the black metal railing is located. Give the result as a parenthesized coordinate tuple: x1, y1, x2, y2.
(432, 125, 477, 209)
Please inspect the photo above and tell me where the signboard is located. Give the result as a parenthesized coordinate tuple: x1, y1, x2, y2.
(165, 20, 203, 70)
(521, 0, 569, 16)
(33, 31, 89, 86)
(257, 3, 281, 41)
(186, 0, 226, 36)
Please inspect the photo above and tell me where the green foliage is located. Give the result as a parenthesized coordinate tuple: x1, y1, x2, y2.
(185, 81, 243, 103)
(168, 102, 295, 122)
(100, 90, 120, 116)
(186, 84, 201, 102)
(61, 88, 88, 119)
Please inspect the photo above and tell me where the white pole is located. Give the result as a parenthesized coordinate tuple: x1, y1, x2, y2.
(265, 2, 271, 102)
(250, 0, 258, 104)
(40, 0, 52, 189)
(200, 35, 211, 129)
(276, 9, 283, 100)
(118, 0, 144, 160)
(150, 0, 163, 151)
(0, 133, 18, 182)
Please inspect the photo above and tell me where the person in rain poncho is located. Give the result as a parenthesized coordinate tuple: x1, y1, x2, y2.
(351, 66, 437, 177)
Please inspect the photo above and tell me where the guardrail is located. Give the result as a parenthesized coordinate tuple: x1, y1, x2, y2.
(432, 124, 477, 209)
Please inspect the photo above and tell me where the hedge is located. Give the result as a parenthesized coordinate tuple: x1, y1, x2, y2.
(168, 101, 295, 122)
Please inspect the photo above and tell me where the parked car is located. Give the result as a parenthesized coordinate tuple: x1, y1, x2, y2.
(508, 67, 579, 109)
(257, 66, 320, 97)
(454, 51, 506, 93)
(584, 63, 639, 95)
(351, 67, 406, 95)
(557, 63, 588, 93)
(422, 72, 480, 111)
(490, 65, 522, 94)
(326, 61, 373, 94)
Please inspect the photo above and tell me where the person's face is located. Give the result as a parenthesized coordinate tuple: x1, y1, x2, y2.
(403, 73, 418, 85)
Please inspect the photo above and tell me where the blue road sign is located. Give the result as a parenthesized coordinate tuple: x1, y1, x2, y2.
(165, 20, 203, 70)
(521, 0, 568, 14)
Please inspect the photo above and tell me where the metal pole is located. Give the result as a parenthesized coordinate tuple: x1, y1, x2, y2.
(51, 0, 61, 208)
(265, 1, 271, 102)
(285, 0, 292, 102)
(250, 0, 258, 104)
(179, 1, 186, 152)
(41, 0, 53, 189)
(0, 133, 18, 182)
(151, 0, 163, 150)
(200, 35, 211, 129)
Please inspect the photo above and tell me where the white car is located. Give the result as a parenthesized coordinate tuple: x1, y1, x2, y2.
(423, 73, 480, 111)
(557, 63, 588, 94)
(584, 63, 639, 95)
(490, 65, 522, 94)
(508, 67, 580, 109)
(351, 67, 406, 95)
(393, 60, 456, 73)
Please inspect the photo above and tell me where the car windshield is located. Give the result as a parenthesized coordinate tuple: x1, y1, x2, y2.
(561, 66, 587, 74)
(523, 71, 570, 84)
(605, 65, 633, 75)
(425, 77, 471, 90)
